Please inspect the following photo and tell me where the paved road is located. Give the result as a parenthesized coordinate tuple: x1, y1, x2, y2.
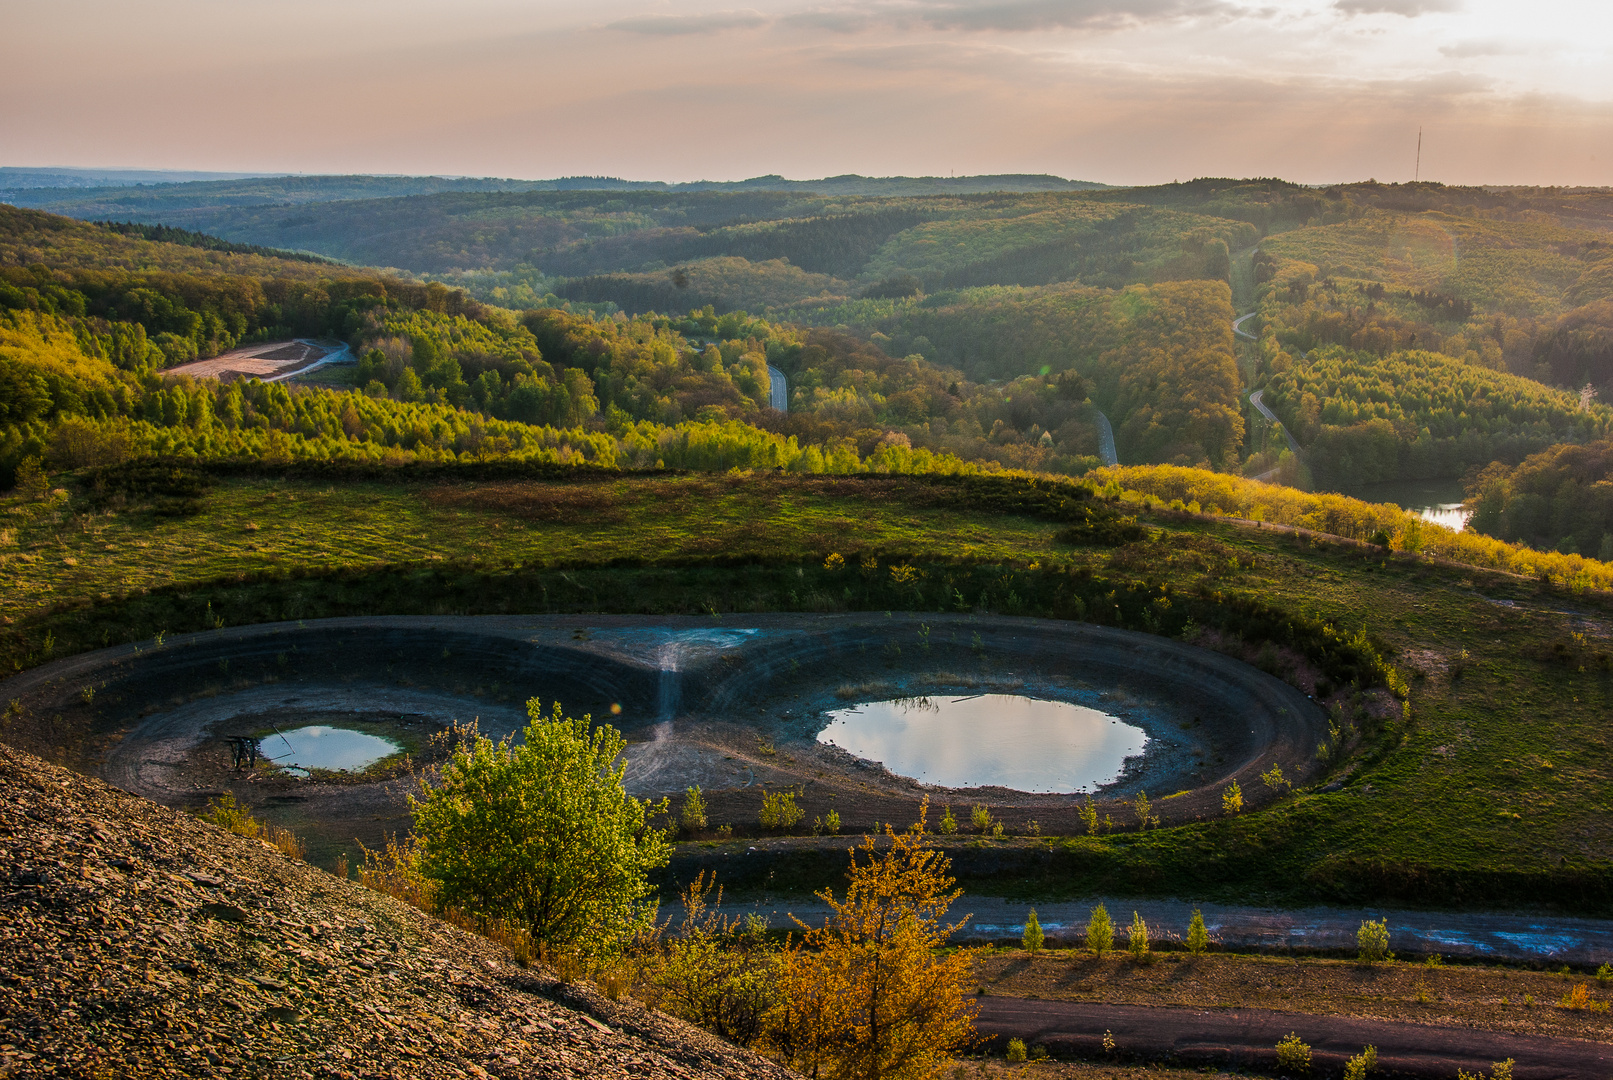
(1233, 312, 1259, 340)
(1094, 410, 1118, 466)
(767, 365, 788, 411)
(976, 998, 1613, 1080)
(1249, 389, 1301, 456)
(701, 896, 1613, 967)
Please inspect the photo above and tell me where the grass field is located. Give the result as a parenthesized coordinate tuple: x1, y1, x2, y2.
(2, 466, 1609, 910)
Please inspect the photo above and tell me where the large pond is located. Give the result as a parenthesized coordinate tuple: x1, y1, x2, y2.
(265, 726, 400, 775)
(817, 694, 1148, 793)
(1341, 479, 1470, 532)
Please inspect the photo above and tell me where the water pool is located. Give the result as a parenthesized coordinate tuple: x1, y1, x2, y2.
(264, 726, 401, 775)
(817, 694, 1148, 793)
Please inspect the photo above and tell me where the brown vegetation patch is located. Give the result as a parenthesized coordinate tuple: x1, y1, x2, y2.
(422, 482, 628, 524)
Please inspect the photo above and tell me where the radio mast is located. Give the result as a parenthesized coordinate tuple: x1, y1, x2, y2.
(1415, 127, 1422, 183)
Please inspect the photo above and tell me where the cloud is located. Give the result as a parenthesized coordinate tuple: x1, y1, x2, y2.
(604, 9, 769, 34)
(1438, 39, 1527, 58)
(1333, 0, 1461, 17)
(788, 0, 1255, 34)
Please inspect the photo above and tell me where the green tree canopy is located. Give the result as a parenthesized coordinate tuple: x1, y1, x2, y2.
(410, 700, 670, 956)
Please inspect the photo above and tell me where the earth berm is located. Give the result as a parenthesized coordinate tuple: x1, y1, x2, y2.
(0, 742, 794, 1080)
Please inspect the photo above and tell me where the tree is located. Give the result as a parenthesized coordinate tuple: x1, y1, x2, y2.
(409, 700, 671, 956)
(768, 801, 977, 1080)
(681, 785, 708, 832)
(1186, 909, 1209, 956)
(1022, 909, 1044, 954)
(1086, 904, 1114, 955)
(1222, 780, 1243, 816)
(1127, 911, 1150, 960)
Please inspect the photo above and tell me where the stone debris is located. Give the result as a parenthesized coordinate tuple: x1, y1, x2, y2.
(0, 743, 797, 1080)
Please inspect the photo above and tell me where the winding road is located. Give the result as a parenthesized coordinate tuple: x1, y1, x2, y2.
(1234, 311, 1259, 340)
(1249, 389, 1301, 457)
(767, 364, 788, 411)
(1094, 410, 1118, 466)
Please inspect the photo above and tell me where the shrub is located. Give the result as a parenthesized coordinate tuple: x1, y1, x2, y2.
(1128, 911, 1150, 960)
(1261, 763, 1290, 793)
(1223, 780, 1243, 815)
(813, 808, 842, 835)
(1005, 1038, 1027, 1064)
(199, 793, 259, 838)
(1275, 1032, 1311, 1074)
(1079, 794, 1099, 834)
(1087, 903, 1114, 955)
(1357, 918, 1392, 963)
(1598, 962, 1612, 985)
(1343, 1045, 1377, 1080)
(1022, 909, 1044, 954)
(681, 785, 708, 832)
(971, 804, 992, 833)
(824, 553, 845, 571)
(646, 873, 777, 1047)
(410, 700, 671, 956)
(759, 789, 805, 831)
(1186, 908, 1209, 955)
(1457, 1061, 1514, 1080)
(939, 805, 958, 834)
(14, 456, 48, 500)
(1131, 790, 1156, 830)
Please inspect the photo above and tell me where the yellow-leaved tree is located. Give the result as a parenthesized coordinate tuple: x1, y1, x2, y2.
(766, 799, 977, 1080)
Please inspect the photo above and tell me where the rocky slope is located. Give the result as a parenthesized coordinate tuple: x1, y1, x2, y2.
(0, 742, 795, 1080)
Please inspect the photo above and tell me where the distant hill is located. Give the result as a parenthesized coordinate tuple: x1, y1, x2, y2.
(0, 171, 1108, 216)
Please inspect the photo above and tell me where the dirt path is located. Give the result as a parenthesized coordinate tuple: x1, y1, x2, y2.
(975, 997, 1613, 1079)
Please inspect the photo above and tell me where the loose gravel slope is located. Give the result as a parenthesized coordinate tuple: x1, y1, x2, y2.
(0, 742, 795, 1080)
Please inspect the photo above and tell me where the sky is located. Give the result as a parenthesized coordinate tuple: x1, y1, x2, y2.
(4, 0, 1612, 186)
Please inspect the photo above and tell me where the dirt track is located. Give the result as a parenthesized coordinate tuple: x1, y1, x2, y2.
(974, 997, 1613, 1080)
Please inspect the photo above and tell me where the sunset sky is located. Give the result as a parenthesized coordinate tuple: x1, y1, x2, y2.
(5, 0, 1611, 186)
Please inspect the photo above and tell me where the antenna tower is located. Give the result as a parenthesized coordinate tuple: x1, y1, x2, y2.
(1415, 127, 1422, 183)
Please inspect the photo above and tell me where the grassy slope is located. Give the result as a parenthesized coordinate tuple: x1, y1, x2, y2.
(2, 468, 1609, 910)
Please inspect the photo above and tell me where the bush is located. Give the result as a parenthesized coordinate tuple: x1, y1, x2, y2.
(12, 456, 49, 500)
(1357, 918, 1392, 963)
(759, 789, 805, 831)
(1087, 903, 1114, 955)
(1275, 1032, 1311, 1074)
(1223, 780, 1243, 815)
(813, 808, 842, 835)
(1599, 962, 1612, 985)
(410, 700, 671, 956)
(681, 785, 708, 832)
(1261, 763, 1290, 793)
(1457, 1061, 1514, 1080)
(939, 805, 958, 834)
(199, 792, 259, 838)
(646, 873, 777, 1047)
(1005, 1038, 1027, 1064)
(971, 804, 992, 833)
(1186, 908, 1209, 955)
(1128, 911, 1150, 960)
(1343, 1045, 1377, 1080)
(1022, 909, 1044, 954)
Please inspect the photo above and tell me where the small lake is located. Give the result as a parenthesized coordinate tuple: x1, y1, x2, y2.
(817, 694, 1148, 793)
(265, 726, 400, 775)
(1340, 479, 1470, 532)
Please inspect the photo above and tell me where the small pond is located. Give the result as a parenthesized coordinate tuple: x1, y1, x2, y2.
(265, 726, 401, 775)
(1341, 479, 1470, 532)
(817, 694, 1148, 793)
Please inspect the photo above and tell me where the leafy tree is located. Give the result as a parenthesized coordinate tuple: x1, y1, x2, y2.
(681, 785, 708, 832)
(767, 803, 977, 1080)
(1186, 909, 1209, 955)
(1021, 909, 1044, 954)
(1357, 918, 1392, 963)
(1127, 911, 1150, 960)
(1222, 780, 1243, 816)
(1086, 904, 1114, 955)
(409, 699, 671, 956)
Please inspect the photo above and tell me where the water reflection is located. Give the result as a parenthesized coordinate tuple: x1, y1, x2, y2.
(1341, 479, 1471, 532)
(817, 694, 1147, 793)
(265, 726, 400, 775)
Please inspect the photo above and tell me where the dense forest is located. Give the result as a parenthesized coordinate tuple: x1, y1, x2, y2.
(1465, 439, 1613, 557)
